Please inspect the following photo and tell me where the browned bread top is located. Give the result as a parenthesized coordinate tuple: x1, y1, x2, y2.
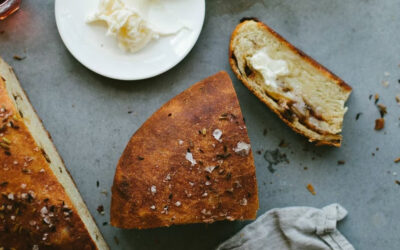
(0, 58, 108, 249)
(0, 79, 95, 249)
(230, 19, 352, 147)
(111, 71, 259, 229)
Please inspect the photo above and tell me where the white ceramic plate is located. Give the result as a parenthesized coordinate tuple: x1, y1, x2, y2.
(55, 0, 205, 80)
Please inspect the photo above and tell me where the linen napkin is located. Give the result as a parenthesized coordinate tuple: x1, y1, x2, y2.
(217, 203, 355, 250)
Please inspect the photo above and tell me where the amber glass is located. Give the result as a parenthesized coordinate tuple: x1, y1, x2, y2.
(0, 0, 20, 20)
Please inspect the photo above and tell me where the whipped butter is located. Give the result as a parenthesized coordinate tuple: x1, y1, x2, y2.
(87, 0, 188, 53)
(248, 48, 289, 88)
(248, 49, 307, 115)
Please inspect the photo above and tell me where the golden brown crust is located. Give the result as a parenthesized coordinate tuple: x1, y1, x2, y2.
(229, 19, 352, 147)
(111, 71, 259, 229)
(0, 73, 97, 249)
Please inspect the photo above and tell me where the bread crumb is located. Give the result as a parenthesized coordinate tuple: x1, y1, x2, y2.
(395, 95, 400, 104)
(114, 236, 119, 245)
(375, 118, 385, 130)
(377, 104, 387, 117)
(306, 184, 316, 195)
(97, 205, 105, 215)
(374, 94, 380, 104)
(175, 201, 181, 207)
(278, 139, 289, 148)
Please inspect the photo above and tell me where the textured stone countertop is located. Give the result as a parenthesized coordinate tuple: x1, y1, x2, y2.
(1, 0, 400, 249)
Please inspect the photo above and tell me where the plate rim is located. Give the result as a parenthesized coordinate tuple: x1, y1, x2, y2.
(54, 0, 206, 81)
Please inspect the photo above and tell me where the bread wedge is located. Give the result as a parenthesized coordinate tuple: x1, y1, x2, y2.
(0, 58, 108, 249)
(111, 71, 258, 229)
(229, 18, 352, 147)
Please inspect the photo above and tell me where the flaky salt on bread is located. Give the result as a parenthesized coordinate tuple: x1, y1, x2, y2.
(229, 18, 352, 147)
(111, 71, 258, 229)
(0, 58, 108, 249)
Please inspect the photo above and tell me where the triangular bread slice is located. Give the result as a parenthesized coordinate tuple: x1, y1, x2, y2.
(229, 19, 352, 147)
(0, 58, 108, 249)
(111, 71, 258, 229)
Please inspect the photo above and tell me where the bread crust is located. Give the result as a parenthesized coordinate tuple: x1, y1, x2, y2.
(111, 71, 258, 229)
(0, 58, 107, 249)
(229, 20, 352, 147)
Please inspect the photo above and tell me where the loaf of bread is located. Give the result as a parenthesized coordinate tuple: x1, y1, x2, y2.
(0, 58, 108, 249)
(111, 71, 258, 229)
(229, 18, 352, 147)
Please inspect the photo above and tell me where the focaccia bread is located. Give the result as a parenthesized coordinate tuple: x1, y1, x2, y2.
(0, 58, 108, 249)
(229, 18, 352, 147)
(111, 71, 259, 229)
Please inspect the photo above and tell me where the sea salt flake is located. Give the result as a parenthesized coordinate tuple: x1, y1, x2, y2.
(7, 193, 14, 200)
(240, 198, 248, 206)
(150, 185, 157, 195)
(40, 207, 48, 216)
(234, 142, 251, 156)
(43, 216, 51, 225)
(185, 152, 196, 166)
(213, 129, 223, 142)
(204, 166, 216, 173)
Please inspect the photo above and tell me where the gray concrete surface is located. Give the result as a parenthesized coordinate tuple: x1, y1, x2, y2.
(1, 0, 400, 249)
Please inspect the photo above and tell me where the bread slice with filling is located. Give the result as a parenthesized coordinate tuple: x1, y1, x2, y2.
(229, 18, 352, 147)
(0, 57, 108, 249)
(111, 71, 258, 229)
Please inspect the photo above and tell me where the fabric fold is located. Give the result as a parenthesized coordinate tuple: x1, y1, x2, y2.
(217, 203, 355, 250)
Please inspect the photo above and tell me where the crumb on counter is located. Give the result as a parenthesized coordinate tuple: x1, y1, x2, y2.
(375, 118, 385, 130)
(306, 184, 316, 195)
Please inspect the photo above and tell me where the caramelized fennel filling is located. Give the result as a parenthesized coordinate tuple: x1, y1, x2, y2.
(238, 55, 333, 136)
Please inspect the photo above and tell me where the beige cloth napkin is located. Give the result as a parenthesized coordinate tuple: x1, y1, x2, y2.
(217, 204, 355, 250)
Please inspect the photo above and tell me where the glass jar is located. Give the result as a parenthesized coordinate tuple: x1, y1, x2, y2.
(0, 0, 21, 20)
